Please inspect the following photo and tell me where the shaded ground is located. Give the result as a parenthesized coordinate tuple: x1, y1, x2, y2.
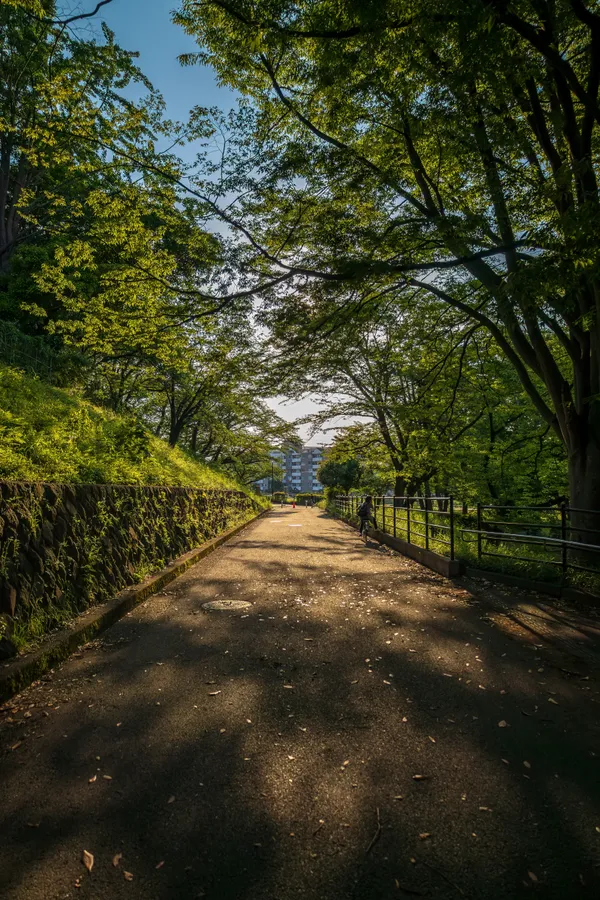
(1, 507, 599, 900)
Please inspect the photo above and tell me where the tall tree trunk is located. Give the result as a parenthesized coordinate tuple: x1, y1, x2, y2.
(168, 418, 185, 448)
(567, 438, 600, 549)
(394, 473, 407, 501)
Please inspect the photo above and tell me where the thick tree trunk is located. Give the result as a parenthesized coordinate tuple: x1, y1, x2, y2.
(394, 474, 407, 500)
(568, 440, 600, 551)
(168, 417, 185, 447)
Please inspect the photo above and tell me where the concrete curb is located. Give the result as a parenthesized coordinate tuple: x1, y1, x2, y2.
(330, 510, 463, 577)
(0, 509, 267, 704)
(369, 528, 464, 577)
(463, 566, 600, 608)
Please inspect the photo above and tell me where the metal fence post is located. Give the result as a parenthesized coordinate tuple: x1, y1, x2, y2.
(476, 502, 482, 560)
(425, 498, 429, 550)
(407, 497, 411, 544)
(561, 502, 568, 576)
(393, 497, 397, 537)
(449, 495, 455, 560)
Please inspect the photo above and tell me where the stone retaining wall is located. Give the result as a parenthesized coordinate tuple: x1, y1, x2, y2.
(0, 482, 259, 656)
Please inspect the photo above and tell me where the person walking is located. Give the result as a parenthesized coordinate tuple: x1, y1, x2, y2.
(357, 496, 376, 541)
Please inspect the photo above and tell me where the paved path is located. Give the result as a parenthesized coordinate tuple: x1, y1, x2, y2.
(1, 508, 599, 900)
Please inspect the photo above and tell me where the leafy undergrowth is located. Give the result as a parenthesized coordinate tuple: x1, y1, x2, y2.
(0, 365, 253, 492)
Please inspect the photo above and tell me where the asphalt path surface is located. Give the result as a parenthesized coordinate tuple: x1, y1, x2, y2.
(1, 507, 599, 900)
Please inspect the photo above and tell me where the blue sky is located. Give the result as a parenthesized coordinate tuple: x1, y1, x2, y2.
(85, 0, 330, 442)
(97, 0, 236, 126)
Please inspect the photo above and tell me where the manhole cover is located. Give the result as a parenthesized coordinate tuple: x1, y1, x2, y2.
(202, 599, 253, 612)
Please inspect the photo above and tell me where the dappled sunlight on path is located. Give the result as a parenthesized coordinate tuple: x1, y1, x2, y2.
(1, 506, 599, 899)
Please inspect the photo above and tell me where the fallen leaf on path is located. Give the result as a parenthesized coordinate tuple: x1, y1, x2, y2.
(123, 871, 134, 881)
(10, 742, 22, 751)
(112, 853, 122, 867)
(394, 879, 424, 895)
(523, 761, 531, 769)
(498, 720, 509, 728)
(88, 775, 97, 783)
(528, 871, 538, 883)
(102, 775, 112, 781)
(168, 796, 175, 804)
(82, 850, 94, 873)
(412, 774, 428, 781)
(155, 860, 165, 869)
(208, 691, 221, 696)
(548, 697, 559, 705)
(419, 832, 431, 840)
(428, 736, 436, 743)
(283, 684, 294, 690)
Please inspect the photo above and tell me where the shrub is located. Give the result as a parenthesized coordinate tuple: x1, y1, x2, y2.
(295, 492, 322, 504)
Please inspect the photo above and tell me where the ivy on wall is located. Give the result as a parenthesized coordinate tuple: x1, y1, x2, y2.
(0, 482, 260, 653)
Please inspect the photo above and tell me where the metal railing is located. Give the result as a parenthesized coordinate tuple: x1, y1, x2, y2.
(335, 495, 600, 582)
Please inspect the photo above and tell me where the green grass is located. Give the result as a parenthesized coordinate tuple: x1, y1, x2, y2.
(0, 364, 251, 492)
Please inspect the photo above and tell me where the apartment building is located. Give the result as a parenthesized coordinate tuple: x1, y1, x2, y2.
(258, 445, 325, 494)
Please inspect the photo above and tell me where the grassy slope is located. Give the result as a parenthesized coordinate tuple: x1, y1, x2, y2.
(0, 365, 248, 491)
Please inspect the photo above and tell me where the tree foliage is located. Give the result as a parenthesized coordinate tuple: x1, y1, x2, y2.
(0, 3, 295, 486)
(176, 0, 600, 515)
(317, 457, 361, 493)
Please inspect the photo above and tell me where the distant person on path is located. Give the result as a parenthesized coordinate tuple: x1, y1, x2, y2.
(357, 496, 376, 541)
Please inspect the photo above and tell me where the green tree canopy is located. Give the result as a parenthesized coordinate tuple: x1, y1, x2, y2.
(175, 0, 600, 523)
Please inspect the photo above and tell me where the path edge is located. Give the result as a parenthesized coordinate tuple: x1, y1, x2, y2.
(0, 509, 267, 704)
(328, 510, 463, 577)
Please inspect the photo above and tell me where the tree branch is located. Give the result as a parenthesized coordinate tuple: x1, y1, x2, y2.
(408, 278, 560, 437)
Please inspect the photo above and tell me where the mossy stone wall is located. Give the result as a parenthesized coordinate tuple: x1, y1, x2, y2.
(0, 482, 258, 654)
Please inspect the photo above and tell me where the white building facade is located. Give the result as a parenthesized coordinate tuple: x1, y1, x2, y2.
(257, 446, 325, 494)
